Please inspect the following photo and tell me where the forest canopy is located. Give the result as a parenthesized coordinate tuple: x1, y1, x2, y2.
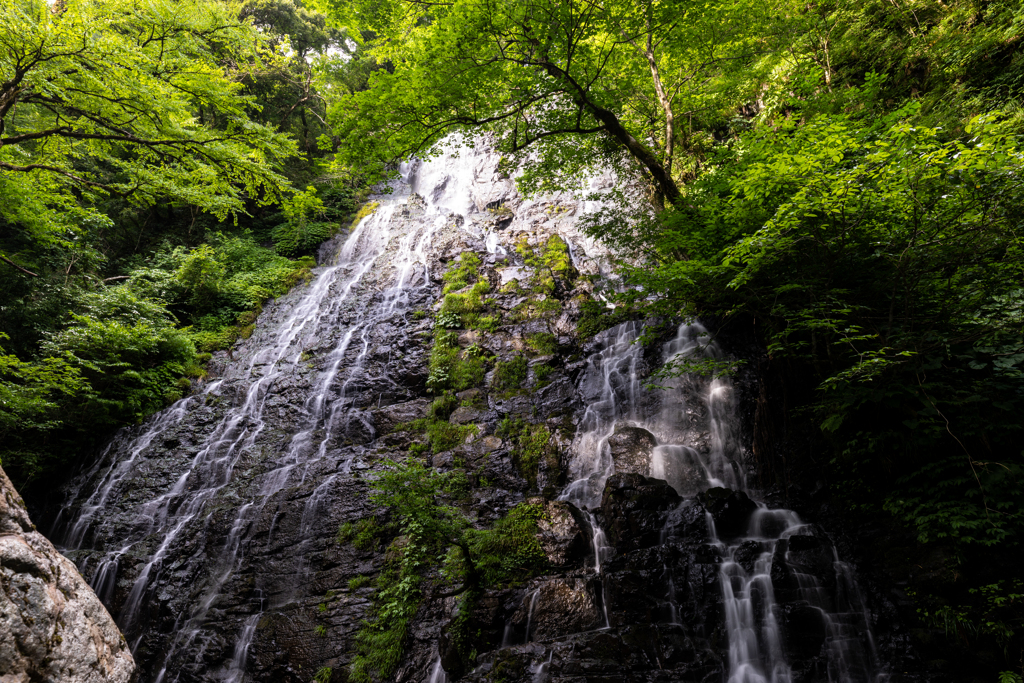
(0, 0, 370, 484)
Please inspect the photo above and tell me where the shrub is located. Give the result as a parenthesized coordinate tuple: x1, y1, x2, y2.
(442, 252, 482, 294)
(526, 333, 557, 355)
(348, 575, 373, 590)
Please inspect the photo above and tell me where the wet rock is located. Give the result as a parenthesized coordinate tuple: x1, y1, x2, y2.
(601, 473, 681, 552)
(450, 406, 490, 425)
(649, 444, 711, 497)
(607, 425, 657, 475)
(0, 465, 135, 683)
(774, 601, 827, 661)
(697, 487, 757, 540)
(733, 540, 770, 574)
(372, 398, 431, 434)
(535, 500, 589, 569)
(771, 527, 838, 601)
(515, 579, 604, 641)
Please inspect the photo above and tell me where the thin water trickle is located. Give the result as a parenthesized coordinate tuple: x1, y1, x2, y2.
(524, 588, 540, 643)
(427, 656, 448, 683)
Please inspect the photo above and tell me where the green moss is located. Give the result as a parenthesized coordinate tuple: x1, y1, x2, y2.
(429, 393, 459, 421)
(350, 201, 381, 229)
(576, 297, 631, 339)
(348, 574, 373, 590)
(427, 327, 489, 394)
(533, 297, 561, 314)
(427, 420, 477, 453)
(492, 356, 528, 395)
(442, 252, 483, 294)
(337, 518, 381, 551)
(526, 332, 557, 355)
(541, 235, 573, 278)
(533, 363, 554, 386)
(466, 502, 548, 585)
(514, 235, 574, 295)
(497, 417, 553, 487)
(499, 279, 521, 294)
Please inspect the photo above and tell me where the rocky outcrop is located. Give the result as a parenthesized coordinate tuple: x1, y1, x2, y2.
(606, 425, 656, 475)
(697, 486, 758, 539)
(0, 465, 135, 683)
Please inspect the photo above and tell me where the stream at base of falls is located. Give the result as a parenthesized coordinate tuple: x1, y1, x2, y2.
(47, 139, 909, 683)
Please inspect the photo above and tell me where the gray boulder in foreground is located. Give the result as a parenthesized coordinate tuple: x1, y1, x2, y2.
(0, 465, 135, 683)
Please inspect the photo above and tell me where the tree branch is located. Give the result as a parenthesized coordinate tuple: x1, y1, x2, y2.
(1, 255, 38, 277)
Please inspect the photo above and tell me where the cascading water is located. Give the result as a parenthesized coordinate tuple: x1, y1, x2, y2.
(526, 319, 887, 683)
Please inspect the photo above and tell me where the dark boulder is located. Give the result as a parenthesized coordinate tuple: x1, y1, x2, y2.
(535, 500, 589, 569)
(601, 473, 681, 551)
(697, 487, 757, 540)
(513, 578, 605, 641)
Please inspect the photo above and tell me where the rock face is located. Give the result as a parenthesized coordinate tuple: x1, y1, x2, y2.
(0, 466, 134, 683)
(697, 486, 758, 539)
(606, 425, 656, 475)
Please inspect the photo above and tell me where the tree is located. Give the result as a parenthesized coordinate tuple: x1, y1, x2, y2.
(315, 0, 772, 207)
(238, 0, 343, 159)
(0, 0, 296, 248)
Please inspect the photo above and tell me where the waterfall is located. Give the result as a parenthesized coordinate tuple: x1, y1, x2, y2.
(554, 320, 885, 683)
(52, 136, 891, 682)
(53, 138, 612, 681)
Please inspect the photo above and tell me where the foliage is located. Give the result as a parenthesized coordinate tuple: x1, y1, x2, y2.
(348, 575, 373, 590)
(466, 503, 548, 585)
(0, 0, 295, 243)
(40, 286, 197, 420)
(576, 298, 632, 340)
(518, 236, 575, 295)
(526, 333, 557, 356)
(337, 518, 382, 551)
(272, 186, 336, 256)
(316, 0, 770, 205)
(0, 334, 86, 479)
(627, 110, 1024, 555)
(351, 459, 548, 681)
(443, 252, 483, 294)
(492, 356, 529, 396)
(914, 580, 1024, 662)
(350, 460, 468, 683)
